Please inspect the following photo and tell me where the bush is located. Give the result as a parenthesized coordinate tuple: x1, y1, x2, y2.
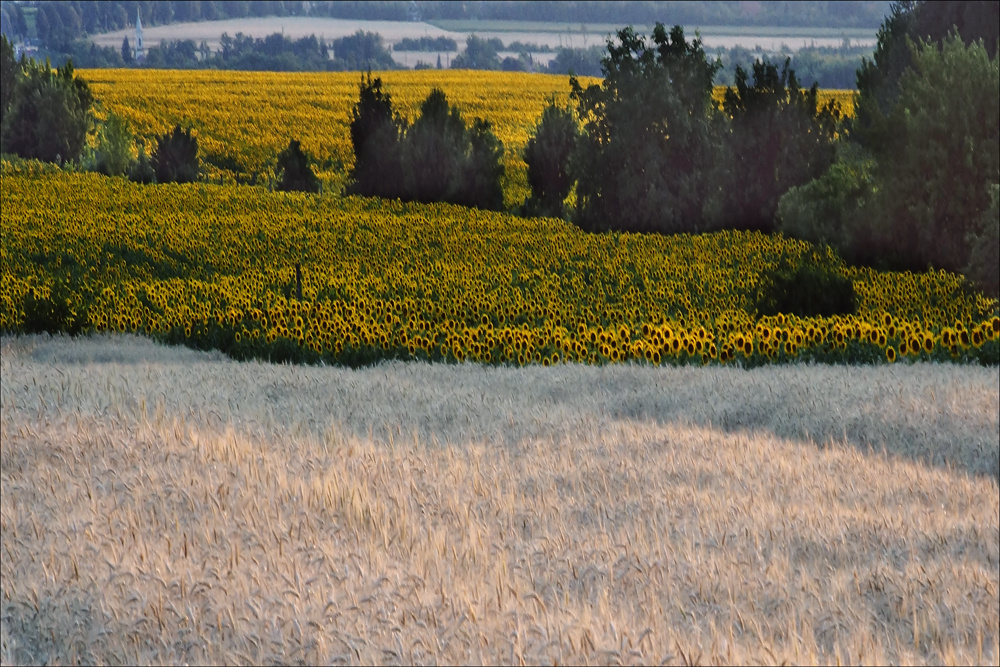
(777, 142, 882, 265)
(755, 248, 856, 318)
(21, 279, 88, 335)
(129, 140, 156, 184)
(152, 124, 200, 184)
(93, 111, 135, 177)
(523, 101, 578, 218)
(275, 139, 320, 193)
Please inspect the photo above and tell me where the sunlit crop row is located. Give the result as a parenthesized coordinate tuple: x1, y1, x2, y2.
(80, 69, 854, 206)
(3, 164, 994, 368)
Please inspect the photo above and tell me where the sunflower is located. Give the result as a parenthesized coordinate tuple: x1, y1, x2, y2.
(886, 346, 896, 363)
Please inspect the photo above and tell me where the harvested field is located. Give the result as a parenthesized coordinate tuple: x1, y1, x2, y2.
(1, 333, 998, 665)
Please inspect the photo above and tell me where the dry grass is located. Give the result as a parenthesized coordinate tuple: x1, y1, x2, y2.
(2, 333, 997, 665)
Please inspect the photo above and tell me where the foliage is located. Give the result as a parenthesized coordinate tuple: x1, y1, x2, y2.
(348, 81, 506, 210)
(570, 24, 721, 234)
(522, 100, 578, 218)
(347, 73, 406, 199)
(451, 35, 502, 70)
(707, 58, 840, 232)
(3, 166, 996, 370)
(546, 46, 605, 77)
(329, 31, 396, 71)
(396, 36, 458, 52)
(129, 140, 156, 184)
(275, 139, 320, 193)
(755, 247, 856, 319)
(852, 1, 999, 154)
(777, 142, 881, 266)
(93, 110, 136, 177)
(0, 40, 92, 165)
(964, 183, 1000, 299)
(152, 124, 200, 184)
(871, 33, 999, 274)
(20, 278, 88, 336)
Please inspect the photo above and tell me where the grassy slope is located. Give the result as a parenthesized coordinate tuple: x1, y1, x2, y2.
(2, 333, 997, 665)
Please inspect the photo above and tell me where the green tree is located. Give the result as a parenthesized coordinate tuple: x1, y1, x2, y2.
(347, 73, 406, 198)
(777, 142, 882, 266)
(569, 24, 721, 233)
(853, 1, 999, 153)
(451, 35, 502, 70)
(93, 111, 135, 177)
(1, 35, 17, 128)
(523, 100, 579, 218)
(404, 88, 468, 203)
(276, 138, 320, 193)
(707, 58, 840, 232)
(121, 35, 133, 65)
(152, 124, 200, 184)
(1, 48, 92, 165)
(873, 33, 999, 274)
(965, 183, 999, 299)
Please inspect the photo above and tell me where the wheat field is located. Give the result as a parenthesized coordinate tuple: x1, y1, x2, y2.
(1, 333, 998, 665)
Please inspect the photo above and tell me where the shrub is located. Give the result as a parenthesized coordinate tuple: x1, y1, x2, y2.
(275, 139, 320, 193)
(152, 124, 200, 184)
(21, 279, 88, 335)
(777, 142, 882, 266)
(755, 248, 856, 318)
(129, 139, 156, 184)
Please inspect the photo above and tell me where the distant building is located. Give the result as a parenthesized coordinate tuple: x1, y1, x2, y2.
(135, 9, 145, 62)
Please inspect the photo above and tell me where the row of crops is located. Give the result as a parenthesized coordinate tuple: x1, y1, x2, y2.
(2, 162, 996, 367)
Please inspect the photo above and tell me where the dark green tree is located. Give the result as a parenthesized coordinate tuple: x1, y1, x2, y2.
(707, 58, 840, 232)
(347, 73, 406, 198)
(0, 49, 92, 165)
(1, 34, 17, 128)
(451, 35, 502, 70)
(853, 1, 999, 153)
(873, 33, 999, 274)
(460, 117, 505, 210)
(404, 88, 468, 203)
(152, 124, 200, 184)
(275, 138, 320, 193)
(523, 100, 579, 217)
(121, 35, 133, 65)
(569, 24, 721, 233)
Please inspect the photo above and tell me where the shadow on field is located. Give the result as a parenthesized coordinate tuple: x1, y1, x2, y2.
(4, 333, 999, 480)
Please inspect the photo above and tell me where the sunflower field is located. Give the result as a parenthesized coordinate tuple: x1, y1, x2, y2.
(79, 69, 855, 207)
(2, 160, 996, 368)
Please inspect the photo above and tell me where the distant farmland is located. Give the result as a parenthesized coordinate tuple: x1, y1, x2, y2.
(89, 16, 877, 64)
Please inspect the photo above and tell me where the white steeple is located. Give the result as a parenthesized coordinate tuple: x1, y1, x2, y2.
(135, 9, 145, 61)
